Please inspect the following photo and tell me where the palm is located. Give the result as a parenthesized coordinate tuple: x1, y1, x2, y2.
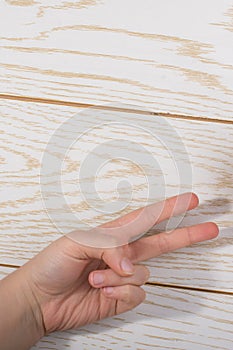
(28, 193, 218, 334)
(32, 246, 117, 332)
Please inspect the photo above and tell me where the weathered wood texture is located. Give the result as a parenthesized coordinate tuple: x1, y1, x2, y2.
(32, 287, 233, 350)
(1, 2, 233, 349)
(0, 0, 233, 120)
(1, 267, 233, 350)
(0, 99, 232, 291)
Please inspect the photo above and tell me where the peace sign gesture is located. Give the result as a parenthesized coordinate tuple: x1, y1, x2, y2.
(22, 192, 218, 335)
(0, 193, 219, 350)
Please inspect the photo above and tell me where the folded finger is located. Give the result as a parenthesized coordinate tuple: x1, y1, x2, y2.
(89, 265, 150, 288)
(101, 285, 146, 315)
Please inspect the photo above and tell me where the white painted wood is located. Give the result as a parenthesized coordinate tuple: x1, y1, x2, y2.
(0, 100, 232, 291)
(0, 265, 14, 279)
(1, 267, 233, 350)
(33, 286, 233, 350)
(0, 0, 233, 120)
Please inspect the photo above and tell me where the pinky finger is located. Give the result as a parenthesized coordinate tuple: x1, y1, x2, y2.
(102, 285, 146, 315)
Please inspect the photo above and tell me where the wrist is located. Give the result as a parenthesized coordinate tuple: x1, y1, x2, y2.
(0, 266, 45, 349)
(22, 268, 46, 339)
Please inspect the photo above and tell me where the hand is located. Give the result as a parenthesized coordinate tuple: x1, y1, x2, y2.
(20, 192, 218, 337)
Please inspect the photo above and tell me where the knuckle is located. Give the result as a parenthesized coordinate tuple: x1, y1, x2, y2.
(135, 287, 146, 306)
(146, 207, 158, 225)
(186, 226, 194, 245)
(109, 235, 122, 249)
(157, 234, 170, 254)
(124, 285, 132, 303)
(143, 266, 150, 283)
(99, 230, 122, 249)
(140, 288, 146, 302)
(137, 265, 150, 284)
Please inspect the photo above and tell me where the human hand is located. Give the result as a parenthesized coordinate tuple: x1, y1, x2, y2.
(17, 193, 219, 338)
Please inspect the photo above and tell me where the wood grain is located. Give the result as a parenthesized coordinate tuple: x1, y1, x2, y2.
(0, 0, 233, 120)
(34, 287, 233, 350)
(0, 267, 233, 350)
(0, 99, 232, 291)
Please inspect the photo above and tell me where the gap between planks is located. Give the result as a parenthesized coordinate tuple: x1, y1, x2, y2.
(0, 93, 232, 125)
(1, 262, 233, 297)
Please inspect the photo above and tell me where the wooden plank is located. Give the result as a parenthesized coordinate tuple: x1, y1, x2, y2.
(1, 268, 233, 349)
(0, 0, 233, 120)
(0, 265, 14, 279)
(33, 286, 233, 350)
(0, 100, 232, 291)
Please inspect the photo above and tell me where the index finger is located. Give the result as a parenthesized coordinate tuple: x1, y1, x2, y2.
(99, 192, 199, 243)
(68, 192, 198, 249)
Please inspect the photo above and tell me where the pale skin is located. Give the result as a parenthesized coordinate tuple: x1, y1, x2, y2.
(0, 193, 219, 350)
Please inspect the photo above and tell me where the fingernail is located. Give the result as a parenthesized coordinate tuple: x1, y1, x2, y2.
(93, 273, 104, 285)
(121, 257, 134, 274)
(103, 287, 113, 295)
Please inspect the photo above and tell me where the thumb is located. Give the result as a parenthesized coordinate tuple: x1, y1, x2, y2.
(65, 230, 135, 277)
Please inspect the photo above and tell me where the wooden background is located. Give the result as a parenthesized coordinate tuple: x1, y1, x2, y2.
(0, 0, 233, 349)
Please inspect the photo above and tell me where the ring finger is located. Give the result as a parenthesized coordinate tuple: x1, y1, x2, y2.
(89, 265, 150, 288)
